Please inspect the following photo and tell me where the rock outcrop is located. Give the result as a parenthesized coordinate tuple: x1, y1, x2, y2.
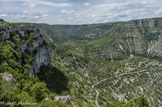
(30, 45, 51, 74)
(0, 24, 51, 74)
(0, 73, 14, 87)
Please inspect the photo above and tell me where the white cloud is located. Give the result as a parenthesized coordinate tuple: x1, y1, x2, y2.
(0, 0, 72, 8)
(61, 10, 74, 14)
(33, 15, 40, 19)
(92, 15, 96, 18)
(23, 2, 37, 8)
(16, 10, 48, 21)
(0, 14, 8, 17)
(84, 3, 90, 6)
(42, 14, 48, 17)
(1, 0, 162, 24)
(155, 9, 162, 15)
(61, 10, 66, 13)
(39, 1, 72, 7)
(59, 0, 162, 24)
(23, 10, 30, 14)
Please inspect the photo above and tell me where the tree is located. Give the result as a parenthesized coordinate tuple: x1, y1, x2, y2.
(30, 82, 48, 102)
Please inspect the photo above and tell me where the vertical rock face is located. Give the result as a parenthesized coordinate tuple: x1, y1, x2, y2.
(30, 45, 51, 74)
(0, 24, 51, 75)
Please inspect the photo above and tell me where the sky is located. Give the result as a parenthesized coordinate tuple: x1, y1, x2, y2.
(0, 0, 162, 25)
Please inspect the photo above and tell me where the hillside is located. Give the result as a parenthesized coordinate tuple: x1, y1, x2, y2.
(37, 18, 162, 106)
(52, 45, 161, 106)
(0, 20, 71, 106)
(0, 18, 161, 107)
(38, 18, 162, 61)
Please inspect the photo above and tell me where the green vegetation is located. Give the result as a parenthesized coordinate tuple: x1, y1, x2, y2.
(102, 95, 150, 107)
(0, 19, 5, 22)
(1, 18, 162, 106)
(0, 39, 48, 104)
(0, 19, 6, 25)
(37, 65, 69, 94)
(43, 39, 50, 45)
(51, 44, 162, 106)
(0, 19, 34, 29)
(0, 22, 70, 106)
(38, 18, 162, 61)
(38, 18, 162, 106)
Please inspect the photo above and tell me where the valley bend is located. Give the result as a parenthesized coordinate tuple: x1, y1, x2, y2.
(0, 0, 161, 107)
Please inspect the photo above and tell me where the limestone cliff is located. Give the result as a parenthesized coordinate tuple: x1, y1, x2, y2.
(0, 24, 51, 74)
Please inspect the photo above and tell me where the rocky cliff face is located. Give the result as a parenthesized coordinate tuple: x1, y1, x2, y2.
(0, 24, 51, 74)
(30, 45, 51, 74)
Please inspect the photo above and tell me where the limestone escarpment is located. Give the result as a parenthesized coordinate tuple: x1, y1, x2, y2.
(30, 45, 51, 74)
(0, 24, 51, 74)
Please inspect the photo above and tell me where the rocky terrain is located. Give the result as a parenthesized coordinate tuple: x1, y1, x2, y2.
(0, 23, 50, 74)
(0, 18, 161, 107)
(0, 21, 65, 107)
(38, 18, 162, 61)
(52, 46, 162, 106)
(38, 18, 162, 106)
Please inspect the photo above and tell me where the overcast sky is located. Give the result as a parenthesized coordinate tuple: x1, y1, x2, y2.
(0, 0, 162, 25)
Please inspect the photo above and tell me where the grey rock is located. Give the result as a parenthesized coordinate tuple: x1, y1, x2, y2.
(0, 24, 51, 74)
(0, 73, 14, 87)
(30, 45, 51, 74)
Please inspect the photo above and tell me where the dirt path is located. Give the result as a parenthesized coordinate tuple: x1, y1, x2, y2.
(92, 69, 148, 87)
(91, 69, 153, 107)
(95, 90, 99, 107)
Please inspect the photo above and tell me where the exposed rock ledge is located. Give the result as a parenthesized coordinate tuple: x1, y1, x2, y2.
(0, 24, 51, 74)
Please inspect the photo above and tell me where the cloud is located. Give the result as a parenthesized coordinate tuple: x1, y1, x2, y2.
(23, 2, 37, 8)
(0, 0, 72, 8)
(92, 15, 96, 18)
(84, 3, 90, 6)
(1, 0, 162, 24)
(14, 10, 48, 21)
(58, 0, 162, 24)
(155, 9, 162, 15)
(61, 10, 74, 14)
(39, 1, 72, 7)
(0, 14, 8, 17)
